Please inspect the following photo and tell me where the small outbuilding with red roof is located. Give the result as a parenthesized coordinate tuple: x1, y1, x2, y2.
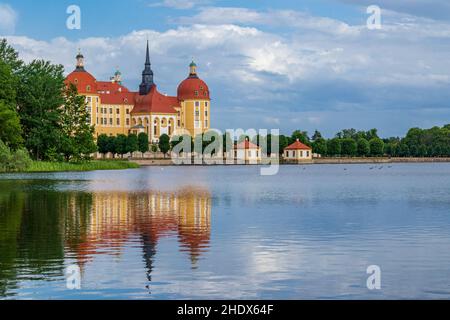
(231, 138, 262, 163)
(284, 139, 313, 161)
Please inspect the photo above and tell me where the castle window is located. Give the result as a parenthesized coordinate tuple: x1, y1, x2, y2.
(126, 119, 130, 126)
(177, 120, 180, 127)
(126, 109, 129, 114)
(205, 120, 208, 127)
(110, 108, 113, 114)
(194, 91, 199, 96)
(117, 118, 120, 126)
(205, 102, 208, 107)
(195, 101, 200, 107)
(109, 118, 113, 125)
(117, 109, 120, 114)
(86, 85, 91, 92)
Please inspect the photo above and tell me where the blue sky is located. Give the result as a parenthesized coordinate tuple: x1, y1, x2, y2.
(2, 0, 450, 137)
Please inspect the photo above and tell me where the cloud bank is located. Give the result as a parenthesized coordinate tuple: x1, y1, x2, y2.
(3, 5, 450, 136)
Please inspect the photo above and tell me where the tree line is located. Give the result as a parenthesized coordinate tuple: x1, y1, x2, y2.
(107, 126, 450, 159)
(279, 127, 450, 157)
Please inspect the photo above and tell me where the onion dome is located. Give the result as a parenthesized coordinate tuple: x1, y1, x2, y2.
(65, 50, 97, 93)
(177, 60, 210, 100)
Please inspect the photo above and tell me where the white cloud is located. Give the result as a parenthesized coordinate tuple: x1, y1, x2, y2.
(4, 7, 450, 136)
(177, 7, 362, 37)
(0, 3, 17, 34)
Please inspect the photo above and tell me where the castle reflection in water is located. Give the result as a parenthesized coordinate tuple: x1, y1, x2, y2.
(0, 182, 211, 297)
(67, 188, 212, 272)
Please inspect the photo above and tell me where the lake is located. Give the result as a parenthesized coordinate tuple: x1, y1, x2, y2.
(1, 164, 450, 299)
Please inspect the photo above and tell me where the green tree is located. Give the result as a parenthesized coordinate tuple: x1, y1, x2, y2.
(291, 130, 310, 146)
(357, 138, 370, 157)
(0, 60, 22, 149)
(0, 139, 12, 171)
(17, 60, 65, 160)
(311, 130, 322, 142)
(10, 148, 32, 171)
(107, 136, 116, 158)
(0, 139, 31, 172)
(0, 39, 23, 73)
(341, 138, 357, 156)
(97, 134, 109, 158)
(312, 137, 327, 156)
(278, 135, 290, 155)
(138, 132, 149, 156)
(127, 134, 139, 156)
(418, 144, 427, 157)
(60, 83, 96, 161)
(327, 138, 341, 156)
(398, 142, 409, 157)
(114, 134, 128, 158)
(369, 138, 384, 156)
(159, 134, 171, 158)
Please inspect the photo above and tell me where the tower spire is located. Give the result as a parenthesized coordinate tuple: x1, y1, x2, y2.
(145, 40, 151, 65)
(139, 40, 154, 95)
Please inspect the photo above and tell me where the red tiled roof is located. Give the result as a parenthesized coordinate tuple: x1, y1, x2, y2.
(235, 140, 260, 150)
(100, 92, 136, 105)
(285, 140, 312, 150)
(132, 85, 179, 114)
(97, 81, 130, 93)
(177, 77, 210, 101)
(65, 70, 97, 94)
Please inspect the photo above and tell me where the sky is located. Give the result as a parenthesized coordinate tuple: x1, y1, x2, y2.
(1, 0, 450, 137)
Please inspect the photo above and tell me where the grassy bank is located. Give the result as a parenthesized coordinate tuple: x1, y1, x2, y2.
(23, 160, 140, 173)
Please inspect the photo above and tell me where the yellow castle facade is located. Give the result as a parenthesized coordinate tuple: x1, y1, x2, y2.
(65, 42, 211, 143)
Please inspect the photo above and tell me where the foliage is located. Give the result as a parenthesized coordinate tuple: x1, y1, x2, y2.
(357, 138, 370, 157)
(60, 83, 97, 161)
(17, 60, 65, 160)
(327, 138, 341, 156)
(127, 134, 139, 155)
(0, 139, 32, 172)
(341, 138, 357, 157)
(138, 133, 149, 155)
(25, 160, 139, 172)
(97, 134, 110, 157)
(158, 134, 171, 157)
(114, 134, 128, 157)
(369, 138, 384, 156)
(0, 59, 22, 149)
(312, 137, 327, 155)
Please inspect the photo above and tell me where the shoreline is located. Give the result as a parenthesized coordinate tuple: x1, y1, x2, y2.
(130, 157, 450, 166)
(2, 157, 449, 174)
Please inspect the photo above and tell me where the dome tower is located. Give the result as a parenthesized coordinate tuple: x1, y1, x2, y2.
(177, 60, 211, 136)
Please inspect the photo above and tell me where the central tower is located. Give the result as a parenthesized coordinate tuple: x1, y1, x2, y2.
(139, 40, 154, 95)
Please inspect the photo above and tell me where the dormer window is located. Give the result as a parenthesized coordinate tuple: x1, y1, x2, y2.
(194, 90, 199, 96)
(86, 85, 91, 92)
(74, 79, 78, 84)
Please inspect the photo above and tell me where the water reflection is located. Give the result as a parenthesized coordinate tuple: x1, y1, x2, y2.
(0, 181, 211, 297)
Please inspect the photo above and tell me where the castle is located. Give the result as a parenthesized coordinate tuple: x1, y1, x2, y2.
(65, 41, 211, 143)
